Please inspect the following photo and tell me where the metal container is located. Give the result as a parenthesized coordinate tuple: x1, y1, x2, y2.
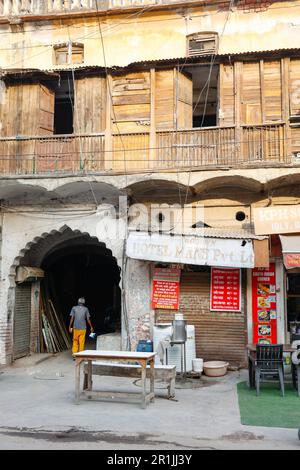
(172, 319, 187, 342)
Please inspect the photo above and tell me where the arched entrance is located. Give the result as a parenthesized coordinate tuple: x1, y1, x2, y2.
(12, 227, 121, 358)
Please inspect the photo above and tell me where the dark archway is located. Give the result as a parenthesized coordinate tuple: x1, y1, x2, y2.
(41, 240, 121, 335)
(12, 227, 121, 356)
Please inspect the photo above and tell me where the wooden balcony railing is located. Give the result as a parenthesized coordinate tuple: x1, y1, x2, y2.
(0, 0, 198, 17)
(0, 123, 289, 176)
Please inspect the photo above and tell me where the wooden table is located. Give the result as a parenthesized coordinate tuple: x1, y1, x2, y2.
(74, 350, 156, 409)
(246, 344, 300, 396)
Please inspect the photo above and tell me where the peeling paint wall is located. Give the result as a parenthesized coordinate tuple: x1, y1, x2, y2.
(1, 2, 300, 69)
(0, 207, 126, 364)
(123, 258, 153, 351)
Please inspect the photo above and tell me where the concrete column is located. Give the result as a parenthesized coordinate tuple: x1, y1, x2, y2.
(246, 268, 253, 344)
(275, 259, 286, 344)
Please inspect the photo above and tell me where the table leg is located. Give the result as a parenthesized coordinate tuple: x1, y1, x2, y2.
(75, 359, 81, 404)
(150, 359, 155, 402)
(87, 360, 92, 391)
(248, 356, 252, 388)
(141, 363, 147, 409)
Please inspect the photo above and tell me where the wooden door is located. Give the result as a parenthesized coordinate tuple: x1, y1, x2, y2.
(38, 84, 54, 135)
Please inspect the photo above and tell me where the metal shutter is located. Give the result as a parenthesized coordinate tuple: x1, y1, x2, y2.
(13, 284, 31, 360)
(156, 271, 247, 366)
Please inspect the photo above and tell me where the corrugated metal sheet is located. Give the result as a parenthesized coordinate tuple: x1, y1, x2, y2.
(198, 228, 267, 240)
(13, 284, 31, 360)
(2, 47, 300, 79)
(156, 271, 247, 366)
(129, 227, 267, 239)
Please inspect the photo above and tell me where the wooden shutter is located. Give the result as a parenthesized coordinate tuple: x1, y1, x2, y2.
(155, 70, 192, 130)
(111, 72, 151, 132)
(176, 71, 193, 128)
(290, 59, 300, 117)
(13, 284, 32, 360)
(156, 271, 247, 366)
(219, 64, 235, 126)
(241, 62, 262, 125)
(38, 84, 54, 135)
(74, 76, 106, 133)
(263, 60, 282, 122)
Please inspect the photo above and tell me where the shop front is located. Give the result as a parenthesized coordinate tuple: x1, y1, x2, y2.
(253, 205, 300, 344)
(126, 230, 266, 367)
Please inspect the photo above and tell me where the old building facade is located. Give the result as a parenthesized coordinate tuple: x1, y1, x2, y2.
(0, 0, 300, 365)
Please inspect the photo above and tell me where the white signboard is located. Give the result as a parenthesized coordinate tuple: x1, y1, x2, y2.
(253, 205, 300, 235)
(126, 232, 254, 268)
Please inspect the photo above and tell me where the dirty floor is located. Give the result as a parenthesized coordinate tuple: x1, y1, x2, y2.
(0, 352, 299, 450)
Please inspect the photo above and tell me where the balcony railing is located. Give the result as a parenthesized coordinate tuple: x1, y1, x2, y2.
(0, 123, 289, 176)
(0, 0, 197, 17)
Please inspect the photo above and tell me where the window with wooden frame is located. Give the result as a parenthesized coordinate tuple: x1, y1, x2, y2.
(187, 32, 218, 57)
(53, 42, 84, 65)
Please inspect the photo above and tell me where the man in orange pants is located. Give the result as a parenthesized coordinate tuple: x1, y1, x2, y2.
(69, 297, 94, 356)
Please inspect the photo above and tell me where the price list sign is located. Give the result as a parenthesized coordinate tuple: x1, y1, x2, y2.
(210, 268, 241, 312)
(152, 267, 180, 310)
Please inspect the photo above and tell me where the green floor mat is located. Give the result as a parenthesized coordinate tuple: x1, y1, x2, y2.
(237, 381, 300, 429)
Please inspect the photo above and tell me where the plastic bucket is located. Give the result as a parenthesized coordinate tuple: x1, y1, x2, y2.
(192, 358, 204, 372)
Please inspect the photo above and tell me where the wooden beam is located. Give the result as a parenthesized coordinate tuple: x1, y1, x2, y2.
(260, 60, 265, 123)
(281, 57, 291, 161)
(234, 61, 242, 160)
(105, 74, 113, 171)
(150, 68, 156, 167)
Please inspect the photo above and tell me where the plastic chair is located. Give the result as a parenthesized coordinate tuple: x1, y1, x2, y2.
(255, 344, 284, 397)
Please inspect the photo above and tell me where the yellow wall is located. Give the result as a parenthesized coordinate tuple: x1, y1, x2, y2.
(1, 1, 300, 70)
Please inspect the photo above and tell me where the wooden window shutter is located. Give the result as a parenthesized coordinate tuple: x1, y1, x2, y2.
(187, 33, 218, 57)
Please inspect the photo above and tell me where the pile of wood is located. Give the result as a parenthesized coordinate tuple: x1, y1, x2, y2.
(38, 289, 71, 353)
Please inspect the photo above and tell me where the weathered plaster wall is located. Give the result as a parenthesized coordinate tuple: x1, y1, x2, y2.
(123, 258, 153, 351)
(1, 2, 300, 69)
(0, 207, 127, 363)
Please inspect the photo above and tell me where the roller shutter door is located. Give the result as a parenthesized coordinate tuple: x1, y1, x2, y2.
(13, 284, 31, 359)
(156, 271, 247, 366)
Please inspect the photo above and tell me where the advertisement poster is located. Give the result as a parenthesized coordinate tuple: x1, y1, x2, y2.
(152, 267, 180, 310)
(252, 264, 277, 344)
(210, 268, 241, 312)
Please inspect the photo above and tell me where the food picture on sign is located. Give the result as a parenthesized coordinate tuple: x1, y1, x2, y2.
(258, 338, 271, 345)
(258, 283, 275, 295)
(258, 310, 270, 322)
(252, 265, 277, 344)
(257, 297, 270, 308)
(258, 324, 271, 336)
(270, 310, 277, 320)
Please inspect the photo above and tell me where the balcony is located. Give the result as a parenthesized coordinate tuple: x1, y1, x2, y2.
(0, 0, 200, 18)
(0, 123, 289, 176)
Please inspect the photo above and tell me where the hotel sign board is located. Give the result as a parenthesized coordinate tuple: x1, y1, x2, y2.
(126, 232, 254, 268)
(253, 205, 300, 235)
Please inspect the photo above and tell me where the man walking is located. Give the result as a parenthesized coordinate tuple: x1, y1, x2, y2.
(69, 297, 94, 355)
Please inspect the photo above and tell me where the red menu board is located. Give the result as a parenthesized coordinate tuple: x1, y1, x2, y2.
(210, 268, 241, 312)
(152, 268, 180, 310)
(252, 264, 277, 344)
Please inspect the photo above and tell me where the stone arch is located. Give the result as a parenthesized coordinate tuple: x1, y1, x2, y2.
(8, 225, 123, 361)
(9, 225, 115, 280)
(193, 175, 263, 195)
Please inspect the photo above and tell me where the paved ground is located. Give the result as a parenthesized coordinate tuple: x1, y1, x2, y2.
(0, 352, 299, 450)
